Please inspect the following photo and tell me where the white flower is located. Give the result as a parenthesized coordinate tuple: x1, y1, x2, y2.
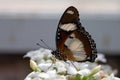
(54, 61, 67, 73)
(46, 70, 57, 79)
(66, 66, 77, 75)
(96, 53, 107, 63)
(38, 62, 52, 72)
(73, 62, 89, 70)
(102, 74, 120, 80)
(24, 48, 120, 80)
(86, 62, 98, 70)
(24, 48, 52, 63)
(78, 69, 90, 76)
(52, 75, 66, 80)
(24, 72, 47, 80)
(37, 73, 50, 79)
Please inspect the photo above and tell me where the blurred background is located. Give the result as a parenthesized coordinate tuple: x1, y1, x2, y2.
(0, 0, 120, 80)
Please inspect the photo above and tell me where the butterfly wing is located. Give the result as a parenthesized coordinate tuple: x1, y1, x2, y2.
(56, 6, 79, 50)
(56, 6, 97, 62)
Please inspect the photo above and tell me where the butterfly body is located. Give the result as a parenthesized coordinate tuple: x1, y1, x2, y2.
(52, 6, 97, 62)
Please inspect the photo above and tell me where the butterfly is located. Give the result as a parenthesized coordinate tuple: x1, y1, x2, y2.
(52, 6, 97, 62)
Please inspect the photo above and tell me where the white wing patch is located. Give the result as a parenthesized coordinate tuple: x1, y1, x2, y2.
(66, 10, 74, 14)
(60, 23, 77, 31)
(65, 33, 87, 61)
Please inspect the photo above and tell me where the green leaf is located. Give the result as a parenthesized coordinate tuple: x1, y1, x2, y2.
(82, 76, 88, 80)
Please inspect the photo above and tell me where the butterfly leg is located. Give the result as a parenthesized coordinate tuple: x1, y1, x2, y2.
(64, 61, 79, 71)
(70, 61, 79, 71)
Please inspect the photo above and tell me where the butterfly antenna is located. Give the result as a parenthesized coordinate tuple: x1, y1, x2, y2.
(36, 43, 48, 49)
(40, 39, 53, 50)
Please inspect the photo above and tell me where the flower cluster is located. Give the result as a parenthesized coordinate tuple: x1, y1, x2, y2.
(24, 48, 120, 80)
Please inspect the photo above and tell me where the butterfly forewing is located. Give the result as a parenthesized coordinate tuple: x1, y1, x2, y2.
(56, 6, 80, 49)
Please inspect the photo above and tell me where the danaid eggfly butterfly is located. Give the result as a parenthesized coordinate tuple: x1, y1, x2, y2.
(52, 6, 97, 62)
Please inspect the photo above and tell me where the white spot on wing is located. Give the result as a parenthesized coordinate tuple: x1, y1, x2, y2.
(60, 23, 77, 31)
(67, 10, 74, 14)
(65, 38, 84, 52)
(65, 33, 87, 61)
